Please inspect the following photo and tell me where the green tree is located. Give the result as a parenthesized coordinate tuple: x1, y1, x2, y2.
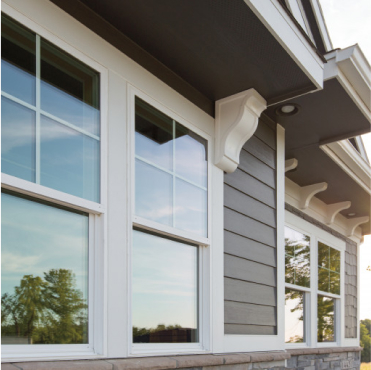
(361, 319, 371, 363)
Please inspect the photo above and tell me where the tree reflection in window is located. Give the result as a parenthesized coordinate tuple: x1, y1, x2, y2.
(317, 295, 335, 342)
(1, 269, 88, 344)
(285, 227, 310, 287)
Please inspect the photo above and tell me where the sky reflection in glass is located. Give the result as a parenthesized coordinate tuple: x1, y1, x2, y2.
(1, 97, 36, 182)
(1, 193, 89, 345)
(135, 98, 208, 237)
(285, 288, 304, 343)
(132, 230, 198, 343)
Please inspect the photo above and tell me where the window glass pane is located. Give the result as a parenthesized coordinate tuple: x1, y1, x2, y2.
(135, 98, 173, 171)
(285, 227, 310, 287)
(40, 116, 100, 202)
(132, 230, 198, 343)
(1, 192, 89, 345)
(285, 288, 304, 343)
(175, 124, 207, 188)
(1, 15, 36, 105)
(318, 242, 340, 295)
(135, 98, 208, 236)
(135, 159, 173, 226)
(317, 295, 335, 342)
(175, 179, 207, 236)
(40, 40, 100, 137)
(1, 97, 36, 182)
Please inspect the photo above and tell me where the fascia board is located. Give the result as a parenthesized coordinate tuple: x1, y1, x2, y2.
(321, 140, 371, 195)
(310, 0, 333, 51)
(244, 0, 324, 91)
(325, 46, 371, 111)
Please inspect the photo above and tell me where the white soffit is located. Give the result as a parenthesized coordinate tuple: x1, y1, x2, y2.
(244, 0, 324, 91)
(325, 45, 371, 122)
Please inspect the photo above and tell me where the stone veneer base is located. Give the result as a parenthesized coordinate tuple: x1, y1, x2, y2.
(2, 347, 362, 370)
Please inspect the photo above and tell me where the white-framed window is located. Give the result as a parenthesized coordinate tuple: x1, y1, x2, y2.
(1, 11, 107, 360)
(127, 88, 211, 355)
(285, 211, 345, 348)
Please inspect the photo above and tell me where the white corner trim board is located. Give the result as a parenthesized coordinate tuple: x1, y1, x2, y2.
(285, 158, 298, 172)
(325, 201, 351, 226)
(299, 182, 328, 210)
(346, 216, 370, 237)
(215, 88, 267, 173)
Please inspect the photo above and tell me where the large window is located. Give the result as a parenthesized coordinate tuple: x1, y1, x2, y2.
(132, 96, 208, 347)
(1, 13, 103, 356)
(285, 213, 344, 348)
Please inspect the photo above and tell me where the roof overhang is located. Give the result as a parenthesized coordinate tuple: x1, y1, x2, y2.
(50, 0, 324, 116)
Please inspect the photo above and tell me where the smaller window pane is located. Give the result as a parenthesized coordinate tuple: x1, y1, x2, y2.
(330, 271, 340, 295)
(330, 248, 340, 272)
(135, 98, 173, 171)
(317, 295, 335, 342)
(40, 39, 100, 137)
(1, 15, 36, 105)
(285, 227, 310, 287)
(1, 97, 36, 182)
(135, 159, 173, 226)
(132, 230, 198, 343)
(40, 116, 100, 202)
(285, 288, 305, 343)
(318, 267, 329, 292)
(175, 124, 207, 188)
(175, 179, 207, 237)
(318, 242, 329, 269)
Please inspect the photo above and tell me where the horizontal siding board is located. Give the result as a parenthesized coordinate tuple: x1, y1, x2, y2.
(255, 120, 276, 149)
(239, 149, 275, 188)
(224, 208, 276, 247)
(224, 184, 276, 228)
(225, 324, 276, 335)
(224, 301, 276, 326)
(224, 254, 276, 287)
(224, 277, 276, 306)
(224, 230, 276, 266)
(242, 135, 276, 169)
(224, 169, 276, 208)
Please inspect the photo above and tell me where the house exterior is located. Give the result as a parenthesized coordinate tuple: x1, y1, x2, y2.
(1, 0, 370, 369)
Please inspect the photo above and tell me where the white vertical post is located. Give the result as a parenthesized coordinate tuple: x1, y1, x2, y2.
(35, 34, 41, 184)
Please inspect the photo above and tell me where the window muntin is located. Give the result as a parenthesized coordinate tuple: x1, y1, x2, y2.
(135, 97, 208, 237)
(1, 15, 100, 203)
(318, 242, 341, 295)
(1, 192, 89, 345)
(285, 226, 310, 287)
(317, 295, 335, 342)
(132, 230, 198, 344)
(285, 288, 305, 343)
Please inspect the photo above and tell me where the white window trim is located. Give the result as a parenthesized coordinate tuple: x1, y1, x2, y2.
(285, 210, 346, 349)
(126, 85, 212, 356)
(1, 4, 108, 362)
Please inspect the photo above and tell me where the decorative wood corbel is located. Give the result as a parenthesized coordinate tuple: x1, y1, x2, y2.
(285, 158, 298, 172)
(346, 216, 369, 237)
(299, 182, 328, 210)
(325, 201, 351, 225)
(215, 89, 267, 173)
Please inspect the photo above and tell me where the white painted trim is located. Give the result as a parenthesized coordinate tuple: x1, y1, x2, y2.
(285, 158, 298, 172)
(310, 0, 333, 51)
(325, 202, 352, 226)
(244, 0, 324, 92)
(215, 89, 267, 173)
(299, 182, 328, 210)
(285, 0, 314, 42)
(285, 177, 363, 243)
(321, 140, 371, 195)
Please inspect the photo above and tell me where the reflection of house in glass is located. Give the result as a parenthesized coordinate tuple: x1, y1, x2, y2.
(1, 0, 370, 369)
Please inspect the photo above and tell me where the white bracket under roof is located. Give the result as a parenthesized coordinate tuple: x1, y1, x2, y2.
(285, 158, 298, 172)
(215, 88, 267, 173)
(346, 216, 370, 237)
(325, 201, 351, 225)
(299, 182, 328, 209)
